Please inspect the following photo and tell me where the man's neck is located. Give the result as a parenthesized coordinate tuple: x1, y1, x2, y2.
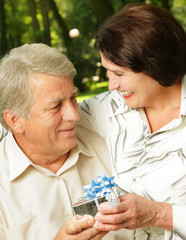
(13, 133, 70, 174)
(30, 152, 70, 174)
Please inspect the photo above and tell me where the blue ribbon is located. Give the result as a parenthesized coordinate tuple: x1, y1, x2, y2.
(82, 174, 118, 200)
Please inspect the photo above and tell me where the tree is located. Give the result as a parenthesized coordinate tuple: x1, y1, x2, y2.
(40, 0, 51, 45)
(89, 0, 114, 25)
(48, 0, 71, 52)
(0, 0, 7, 56)
(0, 0, 185, 91)
(27, 0, 42, 42)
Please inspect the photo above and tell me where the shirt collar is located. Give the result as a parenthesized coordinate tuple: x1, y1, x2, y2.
(108, 90, 129, 116)
(7, 132, 92, 181)
(56, 139, 93, 175)
(7, 132, 32, 181)
(180, 75, 186, 116)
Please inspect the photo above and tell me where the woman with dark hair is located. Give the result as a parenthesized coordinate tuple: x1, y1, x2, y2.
(79, 4, 186, 239)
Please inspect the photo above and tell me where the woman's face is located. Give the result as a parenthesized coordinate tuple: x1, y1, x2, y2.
(100, 53, 164, 109)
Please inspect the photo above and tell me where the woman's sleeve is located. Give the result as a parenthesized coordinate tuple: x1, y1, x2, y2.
(78, 92, 109, 136)
(0, 220, 6, 240)
(173, 204, 186, 239)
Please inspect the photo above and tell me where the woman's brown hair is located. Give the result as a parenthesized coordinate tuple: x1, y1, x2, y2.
(95, 4, 186, 86)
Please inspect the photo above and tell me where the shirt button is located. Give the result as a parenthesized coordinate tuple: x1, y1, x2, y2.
(135, 177, 141, 182)
(64, 211, 69, 216)
(55, 177, 60, 181)
(146, 147, 151, 152)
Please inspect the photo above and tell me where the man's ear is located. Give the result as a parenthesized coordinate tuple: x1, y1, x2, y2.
(3, 110, 24, 134)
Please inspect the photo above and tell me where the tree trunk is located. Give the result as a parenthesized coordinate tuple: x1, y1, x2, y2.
(26, 0, 42, 42)
(48, 0, 71, 51)
(0, 0, 7, 56)
(119, 0, 145, 5)
(161, 0, 170, 10)
(40, 0, 51, 45)
(9, 1, 22, 48)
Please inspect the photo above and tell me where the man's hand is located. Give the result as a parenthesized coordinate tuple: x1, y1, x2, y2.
(55, 215, 108, 240)
(93, 193, 173, 231)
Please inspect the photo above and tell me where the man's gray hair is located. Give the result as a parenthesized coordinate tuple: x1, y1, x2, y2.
(0, 43, 76, 130)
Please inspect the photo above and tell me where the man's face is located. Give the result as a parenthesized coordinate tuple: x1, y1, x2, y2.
(17, 74, 80, 159)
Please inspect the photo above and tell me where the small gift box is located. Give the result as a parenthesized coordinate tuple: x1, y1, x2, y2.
(72, 196, 107, 217)
(72, 175, 120, 217)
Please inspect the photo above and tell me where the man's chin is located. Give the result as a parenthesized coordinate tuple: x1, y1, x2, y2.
(60, 138, 77, 151)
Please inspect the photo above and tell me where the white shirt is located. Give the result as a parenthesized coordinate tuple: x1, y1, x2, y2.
(0, 127, 133, 240)
(0, 125, 7, 141)
(79, 76, 186, 240)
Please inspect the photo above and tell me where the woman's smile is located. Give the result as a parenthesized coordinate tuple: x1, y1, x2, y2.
(121, 91, 134, 99)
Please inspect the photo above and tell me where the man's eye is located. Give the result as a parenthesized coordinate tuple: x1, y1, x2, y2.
(51, 102, 61, 110)
(71, 96, 77, 103)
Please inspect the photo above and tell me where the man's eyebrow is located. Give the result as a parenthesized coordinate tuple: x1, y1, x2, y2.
(51, 87, 77, 104)
(72, 87, 77, 95)
(51, 97, 64, 103)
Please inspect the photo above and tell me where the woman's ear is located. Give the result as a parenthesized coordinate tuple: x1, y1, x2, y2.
(3, 110, 24, 134)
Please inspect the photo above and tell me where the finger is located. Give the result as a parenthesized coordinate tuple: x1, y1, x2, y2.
(76, 214, 92, 220)
(77, 226, 104, 239)
(66, 216, 95, 234)
(98, 202, 123, 214)
(98, 196, 129, 214)
(90, 231, 108, 240)
(95, 212, 125, 225)
(93, 221, 126, 232)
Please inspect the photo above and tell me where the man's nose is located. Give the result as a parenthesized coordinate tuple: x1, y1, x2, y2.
(62, 103, 80, 122)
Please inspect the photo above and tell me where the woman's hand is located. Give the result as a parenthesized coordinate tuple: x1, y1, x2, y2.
(55, 215, 108, 240)
(93, 193, 173, 231)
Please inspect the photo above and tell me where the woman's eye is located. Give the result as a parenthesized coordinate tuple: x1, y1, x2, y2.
(115, 73, 123, 76)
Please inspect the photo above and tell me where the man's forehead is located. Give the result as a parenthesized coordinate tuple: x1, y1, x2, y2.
(31, 74, 77, 105)
(51, 87, 77, 103)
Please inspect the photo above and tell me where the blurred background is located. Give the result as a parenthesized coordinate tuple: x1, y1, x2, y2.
(0, 0, 185, 100)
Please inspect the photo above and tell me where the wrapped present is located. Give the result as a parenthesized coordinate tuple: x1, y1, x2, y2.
(72, 174, 120, 217)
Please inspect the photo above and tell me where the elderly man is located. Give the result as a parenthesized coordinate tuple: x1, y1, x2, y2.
(0, 43, 133, 240)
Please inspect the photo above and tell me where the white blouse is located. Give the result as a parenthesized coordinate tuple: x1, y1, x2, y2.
(79, 76, 186, 240)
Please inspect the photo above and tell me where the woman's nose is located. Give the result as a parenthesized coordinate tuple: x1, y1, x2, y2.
(108, 78, 120, 91)
(107, 71, 120, 91)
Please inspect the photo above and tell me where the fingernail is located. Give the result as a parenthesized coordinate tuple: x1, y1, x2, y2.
(87, 218, 94, 225)
(97, 211, 102, 215)
(93, 222, 99, 228)
(100, 202, 110, 207)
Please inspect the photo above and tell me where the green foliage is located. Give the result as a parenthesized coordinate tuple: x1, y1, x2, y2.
(1, 0, 186, 92)
(4, 0, 31, 49)
(172, 1, 186, 30)
(77, 81, 109, 102)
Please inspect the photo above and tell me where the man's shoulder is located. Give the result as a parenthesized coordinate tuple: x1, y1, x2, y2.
(77, 126, 107, 150)
(77, 126, 110, 164)
(0, 135, 10, 184)
(0, 125, 8, 141)
(76, 126, 112, 178)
